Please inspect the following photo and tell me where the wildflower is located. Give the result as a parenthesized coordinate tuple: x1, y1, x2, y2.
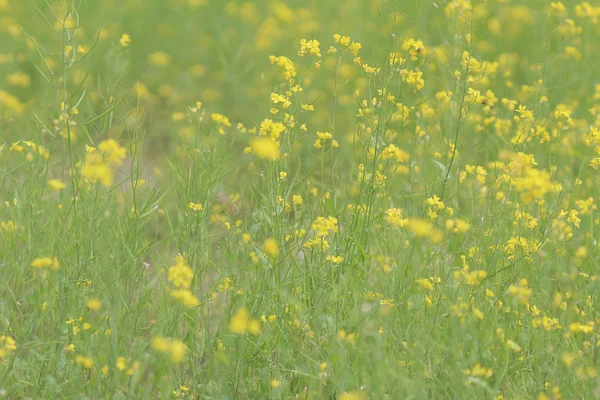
(270, 93, 291, 108)
(338, 391, 365, 400)
(298, 39, 321, 57)
(119, 33, 131, 47)
(75, 355, 94, 369)
(151, 336, 186, 363)
(508, 279, 532, 304)
(86, 299, 102, 311)
(211, 112, 232, 128)
(188, 202, 203, 211)
(116, 357, 140, 375)
(269, 55, 296, 80)
(426, 195, 445, 219)
(168, 255, 193, 289)
(229, 307, 261, 335)
(401, 69, 425, 91)
(445, 219, 471, 233)
(385, 208, 408, 227)
(507, 340, 522, 352)
(403, 38, 425, 60)
(415, 278, 434, 291)
(292, 195, 303, 205)
(389, 52, 406, 65)
(148, 51, 172, 67)
(47, 179, 66, 191)
(463, 364, 493, 378)
(561, 353, 574, 367)
(362, 64, 380, 74)
(250, 138, 280, 160)
(170, 289, 200, 308)
(337, 330, 357, 344)
(326, 255, 344, 264)
(1, 220, 16, 232)
(381, 144, 407, 163)
(31, 256, 60, 270)
(270, 379, 281, 388)
(81, 152, 113, 187)
(569, 321, 594, 334)
(348, 42, 362, 56)
(311, 216, 338, 237)
(0, 336, 16, 359)
(264, 238, 279, 257)
(406, 218, 443, 243)
(464, 270, 487, 285)
(7, 72, 31, 87)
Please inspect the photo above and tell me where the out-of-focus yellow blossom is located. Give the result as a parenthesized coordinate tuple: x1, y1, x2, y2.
(229, 307, 261, 335)
(151, 336, 186, 363)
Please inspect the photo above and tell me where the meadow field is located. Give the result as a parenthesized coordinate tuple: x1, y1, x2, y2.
(1, 0, 600, 398)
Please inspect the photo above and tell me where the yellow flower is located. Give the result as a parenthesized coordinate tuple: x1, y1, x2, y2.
(116, 357, 140, 375)
(298, 38, 321, 57)
(406, 218, 443, 243)
(415, 278, 434, 291)
(75, 355, 94, 369)
(348, 42, 362, 56)
(168, 255, 193, 289)
(250, 138, 280, 160)
(116, 356, 127, 371)
(569, 321, 594, 334)
(444, 218, 471, 233)
(148, 51, 172, 67)
(188, 202, 203, 211)
(311, 216, 338, 237)
(229, 307, 261, 335)
(81, 152, 113, 187)
(211, 113, 232, 127)
(98, 139, 127, 166)
(270, 379, 281, 388)
(151, 336, 186, 363)
(385, 208, 408, 227)
(86, 299, 102, 311)
(47, 179, 66, 191)
(326, 255, 344, 264)
(463, 363, 493, 378)
(31, 256, 60, 270)
(119, 33, 131, 47)
(170, 289, 200, 308)
(264, 238, 279, 257)
(0, 336, 16, 359)
(338, 391, 365, 400)
(270, 93, 291, 108)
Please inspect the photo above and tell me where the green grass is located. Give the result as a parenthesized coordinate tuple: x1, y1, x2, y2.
(1, 0, 600, 398)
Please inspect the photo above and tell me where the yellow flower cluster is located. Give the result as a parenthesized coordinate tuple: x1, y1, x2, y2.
(0, 335, 16, 359)
(167, 255, 198, 308)
(81, 139, 127, 187)
(30, 256, 60, 270)
(151, 336, 186, 363)
(229, 307, 261, 335)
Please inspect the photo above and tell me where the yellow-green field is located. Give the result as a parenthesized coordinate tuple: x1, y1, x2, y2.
(1, 0, 600, 398)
